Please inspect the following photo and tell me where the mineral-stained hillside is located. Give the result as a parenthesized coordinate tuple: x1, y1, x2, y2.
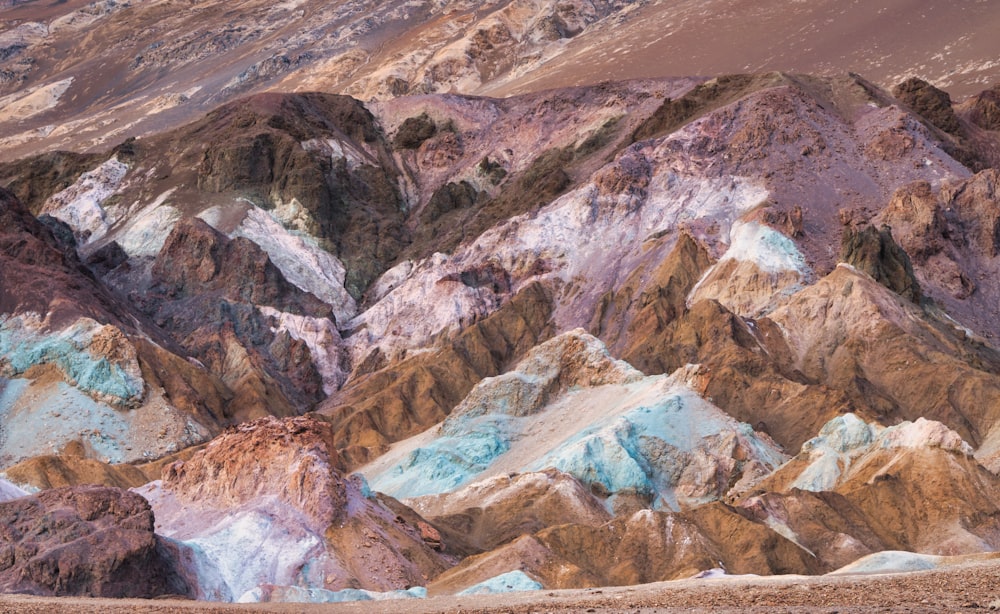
(3, 0, 1000, 164)
(3, 70, 1000, 602)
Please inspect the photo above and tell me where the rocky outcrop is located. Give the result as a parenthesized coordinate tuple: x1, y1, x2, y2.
(0, 188, 233, 466)
(765, 266, 1000, 455)
(963, 84, 1000, 131)
(181, 93, 404, 298)
(138, 415, 452, 602)
(611, 296, 854, 454)
(6, 69, 1000, 601)
(840, 225, 922, 304)
(0, 151, 104, 214)
(1, 455, 149, 491)
(891, 77, 988, 170)
(687, 221, 810, 317)
(743, 414, 1000, 560)
(409, 469, 612, 555)
(892, 77, 962, 136)
(141, 217, 330, 416)
(151, 217, 330, 317)
(591, 231, 713, 361)
(0, 485, 188, 597)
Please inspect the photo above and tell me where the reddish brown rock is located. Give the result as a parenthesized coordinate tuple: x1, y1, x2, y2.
(962, 84, 1000, 131)
(142, 415, 453, 599)
(161, 415, 346, 523)
(151, 217, 330, 317)
(142, 217, 330, 415)
(0, 485, 188, 598)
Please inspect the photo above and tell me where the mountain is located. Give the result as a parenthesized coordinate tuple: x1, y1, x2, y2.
(2, 0, 1000, 162)
(3, 0, 1000, 606)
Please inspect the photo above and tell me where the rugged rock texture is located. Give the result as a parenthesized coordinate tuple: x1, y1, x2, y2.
(139, 217, 330, 417)
(839, 225, 922, 304)
(409, 469, 612, 555)
(893, 77, 963, 136)
(0, 485, 188, 597)
(363, 332, 787, 517)
(5, 0, 1000, 163)
(321, 281, 555, 469)
(962, 85, 1000, 131)
(1, 455, 149, 491)
(138, 415, 452, 601)
(743, 414, 1000, 561)
(429, 503, 822, 593)
(5, 69, 1000, 602)
(591, 231, 713, 361)
(0, 188, 234, 466)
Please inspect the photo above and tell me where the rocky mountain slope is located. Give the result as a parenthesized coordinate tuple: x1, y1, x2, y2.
(2, 0, 1000, 162)
(2, 2, 1000, 603)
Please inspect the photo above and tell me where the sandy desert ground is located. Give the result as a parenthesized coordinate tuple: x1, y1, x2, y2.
(3, 556, 1000, 613)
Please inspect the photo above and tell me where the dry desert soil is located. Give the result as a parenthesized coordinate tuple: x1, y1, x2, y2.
(4, 558, 1000, 613)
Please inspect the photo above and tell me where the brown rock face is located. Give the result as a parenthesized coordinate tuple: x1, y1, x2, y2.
(614, 295, 852, 453)
(0, 187, 94, 317)
(840, 225, 922, 304)
(745, 418, 1000, 560)
(412, 469, 612, 555)
(0, 485, 188, 598)
(592, 232, 713, 363)
(0, 152, 105, 214)
(178, 92, 403, 298)
(141, 217, 329, 416)
(151, 217, 330, 316)
(893, 77, 963, 136)
(767, 267, 1000, 452)
(0, 456, 149, 491)
(144, 415, 452, 598)
(871, 171, 1000, 337)
(965, 85, 1000, 131)
(162, 415, 346, 524)
(0, 188, 237, 465)
(430, 503, 821, 593)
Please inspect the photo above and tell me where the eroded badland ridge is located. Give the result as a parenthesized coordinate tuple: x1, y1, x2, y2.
(3, 0, 1000, 609)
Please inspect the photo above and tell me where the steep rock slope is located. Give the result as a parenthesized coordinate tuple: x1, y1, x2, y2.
(740, 413, 1000, 566)
(764, 264, 1000, 462)
(428, 503, 822, 593)
(4, 71, 1000, 601)
(0, 188, 234, 466)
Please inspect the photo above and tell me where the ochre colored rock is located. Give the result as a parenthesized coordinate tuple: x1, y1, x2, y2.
(1, 456, 149, 491)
